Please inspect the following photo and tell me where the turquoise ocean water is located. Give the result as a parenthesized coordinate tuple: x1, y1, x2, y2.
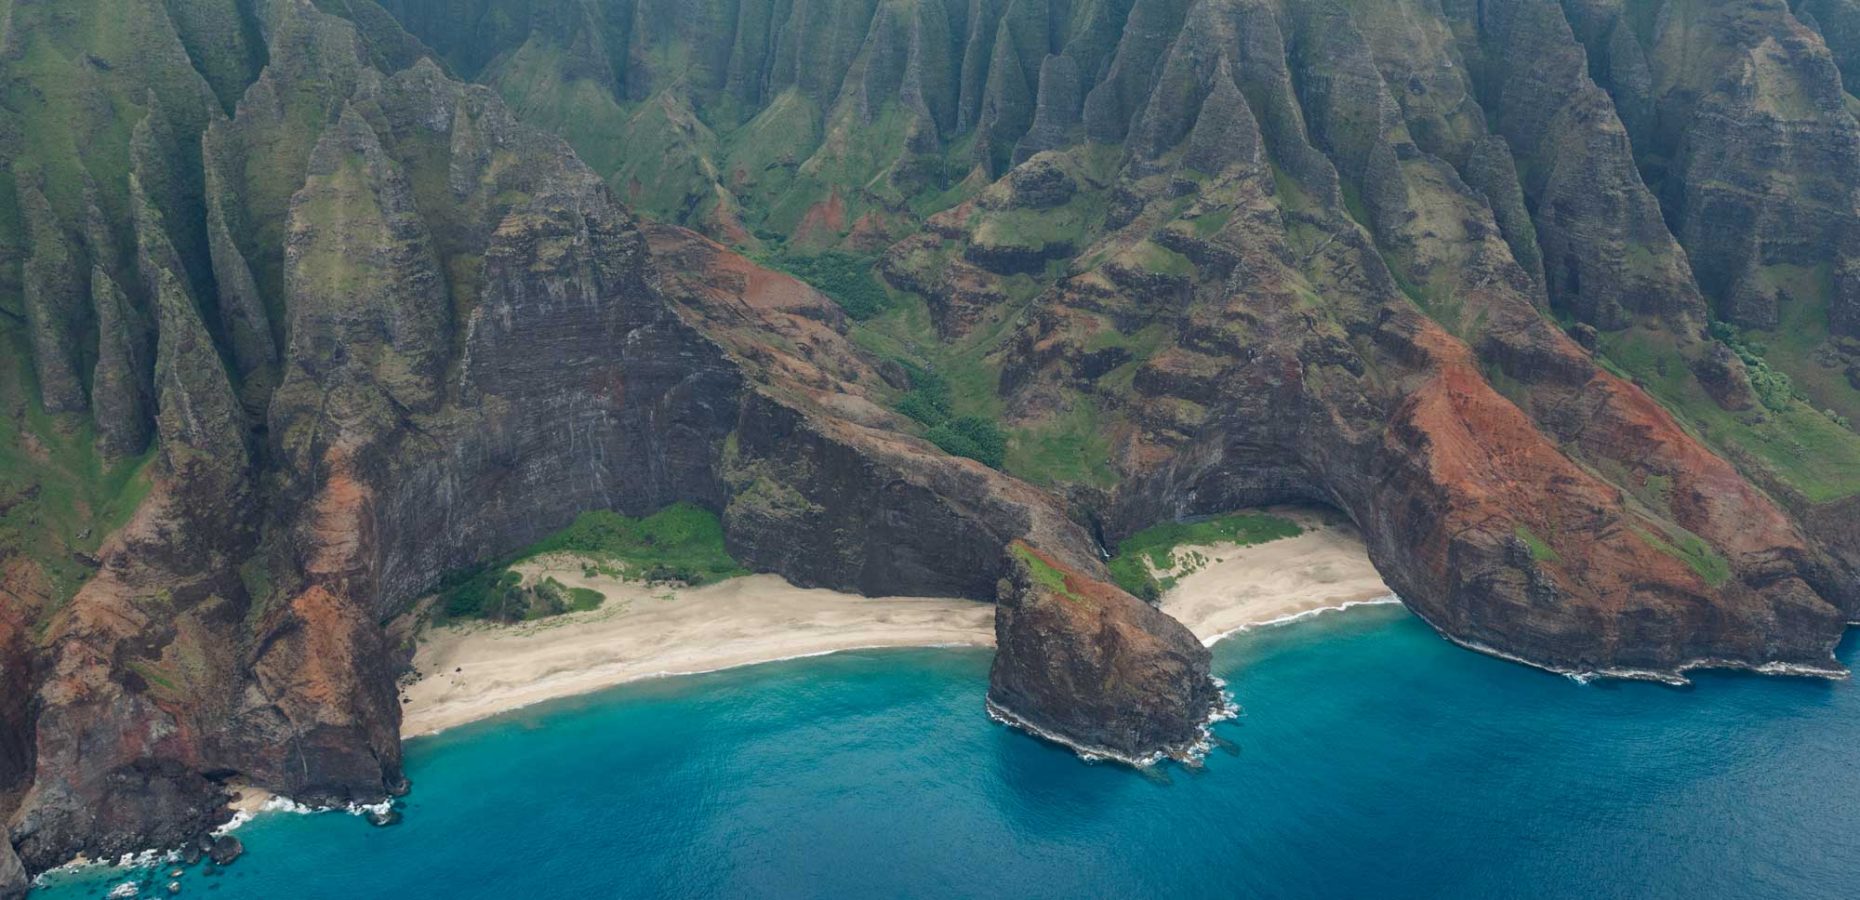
(35, 604, 1860, 899)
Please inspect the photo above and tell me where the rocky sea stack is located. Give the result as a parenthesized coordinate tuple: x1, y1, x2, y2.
(988, 543, 1227, 763)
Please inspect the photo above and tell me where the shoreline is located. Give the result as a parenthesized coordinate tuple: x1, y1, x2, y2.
(1400, 602, 1851, 687)
(1195, 595, 1405, 647)
(399, 518, 1394, 739)
(37, 521, 1398, 885)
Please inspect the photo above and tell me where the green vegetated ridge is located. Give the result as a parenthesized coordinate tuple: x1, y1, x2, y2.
(1109, 514, 1305, 602)
(1513, 526, 1561, 564)
(0, 0, 230, 612)
(438, 503, 747, 622)
(1596, 326, 1860, 503)
(1740, 265, 1860, 429)
(1632, 524, 1733, 588)
(0, 329, 157, 613)
(825, 158, 1124, 485)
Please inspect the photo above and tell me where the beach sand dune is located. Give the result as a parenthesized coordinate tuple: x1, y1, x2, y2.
(400, 518, 1392, 737)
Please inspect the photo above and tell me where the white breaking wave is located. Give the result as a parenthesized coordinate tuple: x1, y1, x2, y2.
(37, 848, 181, 890)
(37, 793, 398, 889)
(987, 672, 1240, 769)
(219, 794, 395, 830)
(1200, 593, 1404, 647)
(1399, 603, 1851, 686)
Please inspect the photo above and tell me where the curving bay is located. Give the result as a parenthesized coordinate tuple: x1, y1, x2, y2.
(37, 605, 1860, 900)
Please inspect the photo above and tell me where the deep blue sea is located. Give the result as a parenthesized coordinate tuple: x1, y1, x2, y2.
(35, 604, 1860, 899)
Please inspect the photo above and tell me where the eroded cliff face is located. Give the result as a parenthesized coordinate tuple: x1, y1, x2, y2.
(644, 223, 1105, 597)
(869, 0, 1857, 680)
(0, 838, 22, 900)
(383, 0, 1860, 508)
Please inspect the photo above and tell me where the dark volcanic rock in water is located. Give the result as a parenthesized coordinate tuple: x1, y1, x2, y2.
(988, 543, 1225, 764)
(207, 834, 243, 866)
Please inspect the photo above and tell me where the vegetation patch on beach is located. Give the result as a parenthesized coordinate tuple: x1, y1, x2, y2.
(1109, 513, 1304, 601)
(438, 503, 747, 622)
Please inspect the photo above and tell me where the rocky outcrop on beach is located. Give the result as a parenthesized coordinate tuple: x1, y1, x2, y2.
(988, 543, 1225, 762)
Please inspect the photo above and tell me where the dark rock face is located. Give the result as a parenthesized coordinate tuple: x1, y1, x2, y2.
(1015, 54, 1085, 164)
(0, 837, 24, 900)
(1006, 158, 1078, 210)
(1571, 0, 1860, 333)
(207, 834, 242, 866)
(1693, 342, 1761, 411)
(88, 268, 154, 458)
(725, 393, 1036, 601)
(1463, 0, 1707, 330)
(988, 544, 1225, 763)
(18, 182, 91, 415)
(641, 224, 1106, 597)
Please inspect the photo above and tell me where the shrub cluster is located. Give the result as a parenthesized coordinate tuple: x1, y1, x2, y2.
(1107, 513, 1303, 600)
(1709, 322, 1799, 413)
(894, 362, 1006, 468)
(776, 251, 891, 319)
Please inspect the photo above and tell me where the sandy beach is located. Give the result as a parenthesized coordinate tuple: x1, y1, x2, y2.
(399, 565, 996, 737)
(1156, 519, 1394, 645)
(399, 518, 1392, 737)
